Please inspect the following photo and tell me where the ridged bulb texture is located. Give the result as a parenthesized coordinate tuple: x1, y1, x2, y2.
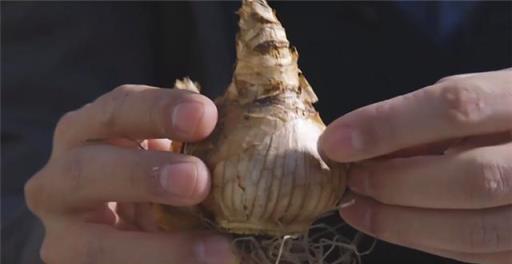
(162, 0, 347, 236)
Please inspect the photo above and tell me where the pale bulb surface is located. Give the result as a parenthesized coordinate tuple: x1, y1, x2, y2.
(158, 0, 347, 236)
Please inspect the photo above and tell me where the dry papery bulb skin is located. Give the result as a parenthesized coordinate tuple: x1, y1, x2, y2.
(156, 0, 353, 263)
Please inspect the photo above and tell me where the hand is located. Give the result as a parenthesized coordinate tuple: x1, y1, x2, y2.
(319, 69, 512, 264)
(25, 85, 235, 264)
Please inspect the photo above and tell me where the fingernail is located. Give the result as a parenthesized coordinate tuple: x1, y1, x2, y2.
(172, 101, 205, 136)
(338, 190, 356, 209)
(348, 167, 369, 194)
(320, 126, 363, 160)
(159, 162, 201, 197)
(195, 236, 235, 264)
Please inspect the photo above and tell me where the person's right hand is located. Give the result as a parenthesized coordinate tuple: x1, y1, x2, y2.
(24, 84, 236, 264)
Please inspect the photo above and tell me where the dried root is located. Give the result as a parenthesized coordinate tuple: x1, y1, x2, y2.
(229, 211, 376, 264)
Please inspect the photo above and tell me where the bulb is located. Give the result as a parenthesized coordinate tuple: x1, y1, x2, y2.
(157, 0, 347, 237)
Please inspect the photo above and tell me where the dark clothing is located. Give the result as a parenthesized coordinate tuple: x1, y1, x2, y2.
(2, 2, 511, 263)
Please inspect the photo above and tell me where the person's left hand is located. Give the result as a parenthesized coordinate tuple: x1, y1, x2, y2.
(319, 69, 512, 264)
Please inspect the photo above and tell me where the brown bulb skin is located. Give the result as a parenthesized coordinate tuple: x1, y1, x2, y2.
(157, 0, 347, 236)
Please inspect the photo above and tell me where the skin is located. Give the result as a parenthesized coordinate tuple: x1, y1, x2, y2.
(24, 84, 236, 264)
(25, 69, 510, 264)
(319, 68, 512, 264)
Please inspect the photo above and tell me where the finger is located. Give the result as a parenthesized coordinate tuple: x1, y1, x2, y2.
(41, 223, 235, 264)
(348, 143, 512, 209)
(320, 70, 512, 162)
(54, 84, 217, 151)
(42, 144, 211, 209)
(339, 195, 512, 254)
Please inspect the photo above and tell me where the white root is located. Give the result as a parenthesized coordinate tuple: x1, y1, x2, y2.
(229, 211, 377, 264)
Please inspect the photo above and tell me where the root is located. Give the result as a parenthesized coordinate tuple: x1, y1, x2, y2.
(230, 211, 377, 264)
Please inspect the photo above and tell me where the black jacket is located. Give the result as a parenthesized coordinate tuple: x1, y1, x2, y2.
(2, 2, 511, 263)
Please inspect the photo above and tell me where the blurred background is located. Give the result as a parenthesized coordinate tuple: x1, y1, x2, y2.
(2, 1, 511, 263)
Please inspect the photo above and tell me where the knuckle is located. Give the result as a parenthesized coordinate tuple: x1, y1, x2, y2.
(438, 80, 486, 125)
(436, 74, 466, 84)
(40, 237, 57, 264)
(110, 84, 148, 100)
(93, 84, 139, 130)
(54, 110, 80, 141)
(359, 101, 397, 152)
(23, 166, 51, 217)
(93, 97, 119, 130)
(24, 169, 47, 215)
(113, 84, 136, 93)
(360, 91, 425, 153)
(111, 84, 145, 98)
(436, 76, 453, 84)
(26, 149, 88, 214)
